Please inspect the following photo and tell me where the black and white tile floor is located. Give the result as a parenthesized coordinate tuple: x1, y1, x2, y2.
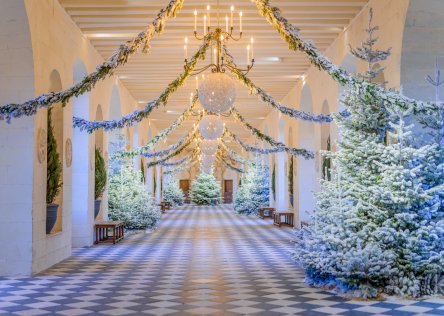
(1, 205, 443, 315)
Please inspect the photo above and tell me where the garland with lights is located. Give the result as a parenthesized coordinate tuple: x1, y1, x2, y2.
(222, 45, 349, 123)
(216, 152, 244, 173)
(250, 0, 437, 116)
(164, 161, 197, 175)
(147, 136, 200, 168)
(73, 39, 211, 133)
(0, 0, 184, 122)
(231, 108, 314, 159)
(219, 140, 250, 165)
(111, 101, 201, 158)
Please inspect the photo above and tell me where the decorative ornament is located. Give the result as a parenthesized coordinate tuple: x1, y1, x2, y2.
(65, 138, 72, 168)
(201, 139, 218, 155)
(199, 115, 224, 140)
(37, 128, 46, 163)
(198, 73, 236, 114)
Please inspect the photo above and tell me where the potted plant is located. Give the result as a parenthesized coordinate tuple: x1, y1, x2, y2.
(94, 147, 107, 219)
(46, 107, 63, 234)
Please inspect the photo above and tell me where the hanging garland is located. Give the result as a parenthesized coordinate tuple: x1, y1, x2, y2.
(164, 161, 197, 175)
(147, 136, 200, 168)
(225, 128, 313, 160)
(251, 0, 437, 116)
(219, 140, 251, 165)
(222, 46, 349, 123)
(0, 0, 184, 122)
(111, 100, 201, 158)
(230, 108, 314, 159)
(216, 152, 244, 173)
(73, 39, 210, 133)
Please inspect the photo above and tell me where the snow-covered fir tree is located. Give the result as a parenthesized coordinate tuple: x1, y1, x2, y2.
(349, 7, 391, 83)
(295, 105, 444, 298)
(108, 137, 161, 230)
(190, 170, 221, 205)
(234, 159, 269, 215)
(163, 176, 184, 206)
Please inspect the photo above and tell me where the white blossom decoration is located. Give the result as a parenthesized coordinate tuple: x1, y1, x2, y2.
(198, 73, 236, 114)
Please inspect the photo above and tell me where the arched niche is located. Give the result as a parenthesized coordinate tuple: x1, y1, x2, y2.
(94, 104, 105, 220)
(71, 60, 94, 246)
(401, 0, 444, 103)
(47, 69, 64, 234)
(338, 53, 357, 112)
(297, 83, 316, 223)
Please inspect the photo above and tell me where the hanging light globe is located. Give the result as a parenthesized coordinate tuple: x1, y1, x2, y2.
(198, 73, 236, 114)
(199, 115, 224, 140)
(202, 154, 215, 165)
(201, 139, 218, 155)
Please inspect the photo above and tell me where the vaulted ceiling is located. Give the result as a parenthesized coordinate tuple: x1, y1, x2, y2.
(59, 0, 368, 143)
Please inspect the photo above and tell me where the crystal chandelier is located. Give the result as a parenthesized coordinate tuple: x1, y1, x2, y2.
(183, 1, 255, 114)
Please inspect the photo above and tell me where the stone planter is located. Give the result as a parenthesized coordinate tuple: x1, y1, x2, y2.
(94, 199, 101, 219)
(46, 204, 58, 234)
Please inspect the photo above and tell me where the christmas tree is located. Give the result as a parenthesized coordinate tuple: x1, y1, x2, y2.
(163, 177, 184, 206)
(108, 136, 160, 230)
(294, 8, 444, 298)
(234, 159, 269, 215)
(190, 170, 221, 205)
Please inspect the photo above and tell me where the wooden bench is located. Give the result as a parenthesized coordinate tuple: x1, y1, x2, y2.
(95, 221, 124, 244)
(163, 201, 172, 210)
(258, 207, 275, 219)
(273, 212, 294, 227)
(158, 202, 167, 213)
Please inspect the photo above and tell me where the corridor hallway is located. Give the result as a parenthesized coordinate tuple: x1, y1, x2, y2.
(0, 205, 443, 315)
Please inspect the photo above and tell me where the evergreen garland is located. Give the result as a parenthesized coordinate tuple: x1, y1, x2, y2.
(271, 164, 276, 201)
(288, 156, 294, 207)
(46, 107, 63, 205)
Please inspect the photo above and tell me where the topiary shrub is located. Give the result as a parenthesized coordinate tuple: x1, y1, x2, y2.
(46, 107, 63, 205)
(94, 147, 107, 200)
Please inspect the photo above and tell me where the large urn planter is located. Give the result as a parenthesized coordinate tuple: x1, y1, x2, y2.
(46, 204, 59, 234)
(94, 199, 101, 219)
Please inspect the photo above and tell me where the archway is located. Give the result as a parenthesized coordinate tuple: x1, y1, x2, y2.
(95, 105, 105, 220)
(275, 115, 287, 211)
(71, 60, 94, 247)
(108, 85, 123, 174)
(320, 101, 331, 180)
(47, 69, 64, 235)
(297, 84, 316, 223)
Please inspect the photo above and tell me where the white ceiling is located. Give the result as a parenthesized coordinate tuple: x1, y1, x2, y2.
(59, 0, 368, 144)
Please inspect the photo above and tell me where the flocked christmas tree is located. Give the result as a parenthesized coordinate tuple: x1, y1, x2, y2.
(234, 158, 269, 215)
(294, 8, 444, 298)
(190, 169, 221, 205)
(108, 135, 161, 230)
(163, 176, 184, 206)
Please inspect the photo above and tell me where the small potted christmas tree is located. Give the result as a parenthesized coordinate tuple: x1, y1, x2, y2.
(46, 107, 63, 234)
(163, 177, 184, 206)
(94, 147, 107, 219)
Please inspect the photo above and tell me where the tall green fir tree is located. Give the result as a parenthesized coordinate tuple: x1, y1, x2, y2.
(190, 170, 221, 205)
(234, 159, 270, 215)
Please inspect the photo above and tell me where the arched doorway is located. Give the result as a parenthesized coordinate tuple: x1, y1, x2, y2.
(297, 84, 316, 223)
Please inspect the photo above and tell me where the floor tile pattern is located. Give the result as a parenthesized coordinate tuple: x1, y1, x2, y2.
(1, 205, 443, 315)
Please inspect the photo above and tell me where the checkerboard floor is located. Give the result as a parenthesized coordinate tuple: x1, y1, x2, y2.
(1, 205, 443, 315)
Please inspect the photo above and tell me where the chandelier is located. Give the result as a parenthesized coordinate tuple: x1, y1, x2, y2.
(183, 1, 255, 114)
(184, 2, 255, 76)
